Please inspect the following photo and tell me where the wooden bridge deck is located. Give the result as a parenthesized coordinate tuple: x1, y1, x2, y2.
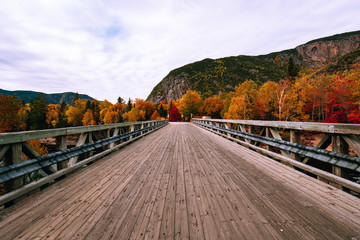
(0, 123, 359, 239)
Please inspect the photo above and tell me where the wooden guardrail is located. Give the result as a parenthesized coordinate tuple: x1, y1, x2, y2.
(192, 119, 360, 194)
(0, 120, 168, 207)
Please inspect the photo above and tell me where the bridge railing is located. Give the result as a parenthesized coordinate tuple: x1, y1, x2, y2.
(192, 118, 360, 194)
(0, 120, 168, 207)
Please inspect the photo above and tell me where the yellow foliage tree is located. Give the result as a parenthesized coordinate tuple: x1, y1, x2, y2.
(122, 108, 145, 122)
(46, 104, 61, 128)
(180, 90, 203, 120)
(224, 96, 247, 119)
(286, 77, 313, 121)
(66, 99, 86, 126)
(103, 111, 121, 124)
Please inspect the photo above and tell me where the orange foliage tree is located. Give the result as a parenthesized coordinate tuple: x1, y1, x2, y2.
(255, 81, 278, 120)
(82, 109, 97, 126)
(150, 110, 161, 120)
(202, 95, 224, 119)
(135, 99, 156, 120)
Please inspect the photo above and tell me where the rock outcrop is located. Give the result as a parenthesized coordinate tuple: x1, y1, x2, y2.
(296, 34, 360, 67)
(147, 74, 190, 103)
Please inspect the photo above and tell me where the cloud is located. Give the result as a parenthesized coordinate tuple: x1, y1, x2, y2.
(0, 0, 359, 103)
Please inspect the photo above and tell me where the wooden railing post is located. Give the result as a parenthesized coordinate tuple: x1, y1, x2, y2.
(265, 127, 271, 151)
(56, 136, 67, 170)
(4, 143, 23, 207)
(130, 125, 135, 140)
(290, 130, 301, 161)
(332, 135, 349, 178)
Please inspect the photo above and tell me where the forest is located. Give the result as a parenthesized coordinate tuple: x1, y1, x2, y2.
(1, 62, 360, 134)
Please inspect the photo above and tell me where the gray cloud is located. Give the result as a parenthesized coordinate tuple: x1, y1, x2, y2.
(0, 0, 359, 103)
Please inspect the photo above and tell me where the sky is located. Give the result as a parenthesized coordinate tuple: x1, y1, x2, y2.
(0, 0, 359, 103)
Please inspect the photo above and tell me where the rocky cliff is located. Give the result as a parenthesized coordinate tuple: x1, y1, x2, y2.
(295, 34, 360, 67)
(147, 30, 360, 103)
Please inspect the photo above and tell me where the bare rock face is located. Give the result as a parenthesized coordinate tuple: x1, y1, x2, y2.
(147, 73, 190, 103)
(296, 35, 360, 67)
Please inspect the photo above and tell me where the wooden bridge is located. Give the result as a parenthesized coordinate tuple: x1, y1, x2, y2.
(0, 121, 360, 239)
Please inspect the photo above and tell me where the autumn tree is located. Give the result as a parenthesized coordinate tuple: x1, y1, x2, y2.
(286, 77, 313, 121)
(324, 73, 360, 123)
(46, 104, 61, 128)
(255, 81, 278, 120)
(28, 93, 49, 130)
(82, 109, 97, 126)
(66, 99, 86, 126)
(224, 96, 247, 119)
(150, 110, 161, 120)
(169, 105, 181, 122)
(223, 80, 258, 120)
(0, 94, 22, 132)
(203, 95, 224, 119)
(308, 73, 333, 121)
(102, 102, 124, 124)
(275, 79, 291, 120)
(180, 90, 203, 120)
(122, 108, 145, 122)
(99, 100, 113, 124)
(134, 99, 156, 120)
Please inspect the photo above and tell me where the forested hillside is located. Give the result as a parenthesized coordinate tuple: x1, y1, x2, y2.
(147, 30, 360, 103)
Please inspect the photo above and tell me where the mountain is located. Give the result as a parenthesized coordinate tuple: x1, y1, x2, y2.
(147, 30, 360, 103)
(0, 89, 95, 104)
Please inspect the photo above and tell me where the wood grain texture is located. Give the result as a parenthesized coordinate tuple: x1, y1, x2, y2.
(0, 123, 359, 240)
